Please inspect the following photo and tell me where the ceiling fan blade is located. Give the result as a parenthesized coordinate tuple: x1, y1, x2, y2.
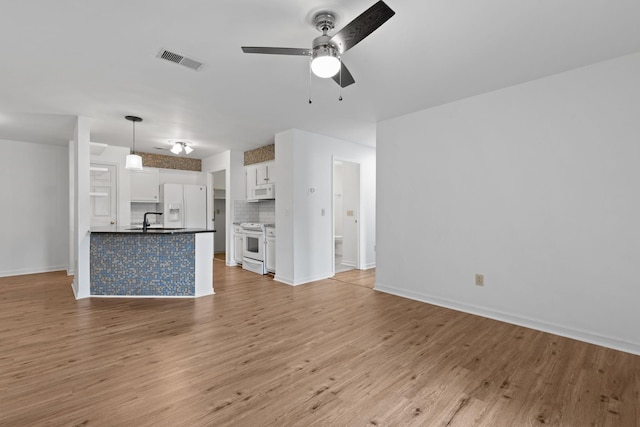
(332, 62, 355, 87)
(329, 1, 395, 54)
(241, 47, 311, 56)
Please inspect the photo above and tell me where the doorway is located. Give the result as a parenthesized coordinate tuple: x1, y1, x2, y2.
(333, 159, 360, 274)
(210, 170, 227, 262)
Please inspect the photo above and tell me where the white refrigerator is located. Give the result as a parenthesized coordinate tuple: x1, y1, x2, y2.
(160, 184, 207, 228)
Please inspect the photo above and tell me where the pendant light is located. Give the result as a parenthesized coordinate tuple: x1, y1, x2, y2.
(124, 115, 143, 171)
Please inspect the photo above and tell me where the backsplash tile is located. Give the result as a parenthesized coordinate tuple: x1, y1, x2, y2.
(131, 203, 160, 225)
(234, 199, 275, 224)
(258, 200, 275, 223)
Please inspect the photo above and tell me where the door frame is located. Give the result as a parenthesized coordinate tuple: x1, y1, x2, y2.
(207, 169, 228, 263)
(331, 156, 361, 276)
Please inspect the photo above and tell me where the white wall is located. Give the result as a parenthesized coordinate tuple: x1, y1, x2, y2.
(72, 117, 91, 298)
(201, 150, 244, 265)
(376, 52, 640, 354)
(0, 139, 69, 277)
(275, 129, 376, 285)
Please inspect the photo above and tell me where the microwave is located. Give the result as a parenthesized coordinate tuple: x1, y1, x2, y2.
(250, 183, 275, 200)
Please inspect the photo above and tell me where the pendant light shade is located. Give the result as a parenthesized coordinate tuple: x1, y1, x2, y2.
(125, 153, 143, 170)
(124, 115, 143, 171)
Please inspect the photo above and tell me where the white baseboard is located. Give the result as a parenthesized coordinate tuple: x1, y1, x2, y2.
(362, 262, 376, 270)
(71, 281, 79, 299)
(375, 282, 640, 356)
(274, 271, 332, 286)
(89, 294, 207, 299)
(274, 275, 295, 286)
(0, 265, 67, 278)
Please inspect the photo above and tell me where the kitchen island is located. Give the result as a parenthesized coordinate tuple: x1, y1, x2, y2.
(90, 227, 214, 297)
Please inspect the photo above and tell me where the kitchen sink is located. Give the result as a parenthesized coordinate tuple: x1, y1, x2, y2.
(126, 227, 185, 230)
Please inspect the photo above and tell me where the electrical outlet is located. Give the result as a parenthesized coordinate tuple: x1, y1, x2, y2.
(475, 274, 484, 286)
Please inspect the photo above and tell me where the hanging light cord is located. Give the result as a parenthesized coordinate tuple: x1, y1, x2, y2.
(132, 121, 136, 153)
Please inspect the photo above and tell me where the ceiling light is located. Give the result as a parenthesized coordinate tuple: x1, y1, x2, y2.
(124, 115, 143, 171)
(311, 45, 340, 78)
(170, 141, 193, 155)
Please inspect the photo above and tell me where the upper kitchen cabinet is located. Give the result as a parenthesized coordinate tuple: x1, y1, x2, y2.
(256, 162, 275, 185)
(246, 161, 275, 200)
(130, 168, 159, 202)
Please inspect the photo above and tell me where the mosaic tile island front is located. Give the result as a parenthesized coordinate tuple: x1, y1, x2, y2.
(90, 228, 214, 297)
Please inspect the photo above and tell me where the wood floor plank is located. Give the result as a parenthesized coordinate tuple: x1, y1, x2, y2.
(0, 266, 638, 426)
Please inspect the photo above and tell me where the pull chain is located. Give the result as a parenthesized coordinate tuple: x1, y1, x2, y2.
(338, 57, 343, 101)
(308, 59, 313, 104)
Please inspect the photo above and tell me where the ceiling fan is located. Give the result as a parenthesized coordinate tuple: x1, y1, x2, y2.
(241, 1, 395, 88)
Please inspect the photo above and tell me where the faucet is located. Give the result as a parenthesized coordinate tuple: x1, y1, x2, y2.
(143, 212, 163, 232)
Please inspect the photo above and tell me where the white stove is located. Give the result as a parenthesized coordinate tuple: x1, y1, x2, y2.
(240, 223, 267, 274)
(240, 222, 265, 231)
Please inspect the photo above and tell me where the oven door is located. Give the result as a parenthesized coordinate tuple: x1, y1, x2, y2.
(243, 229, 264, 261)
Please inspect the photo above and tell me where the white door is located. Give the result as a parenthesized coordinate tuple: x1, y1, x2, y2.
(341, 161, 360, 268)
(333, 159, 360, 274)
(90, 163, 117, 227)
(213, 199, 226, 253)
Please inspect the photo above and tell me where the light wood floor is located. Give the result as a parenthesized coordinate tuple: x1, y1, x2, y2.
(1, 263, 638, 426)
(331, 268, 376, 289)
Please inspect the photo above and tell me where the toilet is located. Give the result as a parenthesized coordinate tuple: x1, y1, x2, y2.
(334, 235, 343, 257)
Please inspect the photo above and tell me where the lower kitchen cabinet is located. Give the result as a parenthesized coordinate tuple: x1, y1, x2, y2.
(233, 224, 243, 265)
(266, 226, 275, 273)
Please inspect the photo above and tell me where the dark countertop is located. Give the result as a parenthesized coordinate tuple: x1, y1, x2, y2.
(91, 226, 215, 234)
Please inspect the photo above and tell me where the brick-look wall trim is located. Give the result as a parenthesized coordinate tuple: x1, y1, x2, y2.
(244, 144, 275, 165)
(138, 152, 201, 171)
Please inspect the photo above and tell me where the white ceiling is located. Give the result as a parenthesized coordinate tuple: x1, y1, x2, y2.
(1, 0, 639, 158)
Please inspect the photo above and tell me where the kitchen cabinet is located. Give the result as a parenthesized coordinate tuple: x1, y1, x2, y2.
(246, 161, 275, 200)
(266, 226, 275, 273)
(256, 162, 275, 185)
(131, 168, 159, 202)
(233, 224, 244, 265)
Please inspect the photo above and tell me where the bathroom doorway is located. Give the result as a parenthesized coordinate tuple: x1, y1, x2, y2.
(209, 170, 227, 262)
(333, 159, 360, 274)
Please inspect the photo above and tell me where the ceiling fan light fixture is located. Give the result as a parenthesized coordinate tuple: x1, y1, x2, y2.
(311, 46, 340, 78)
(170, 140, 194, 155)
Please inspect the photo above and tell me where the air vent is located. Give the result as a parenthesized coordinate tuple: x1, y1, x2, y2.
(156, 49, 203, 71)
